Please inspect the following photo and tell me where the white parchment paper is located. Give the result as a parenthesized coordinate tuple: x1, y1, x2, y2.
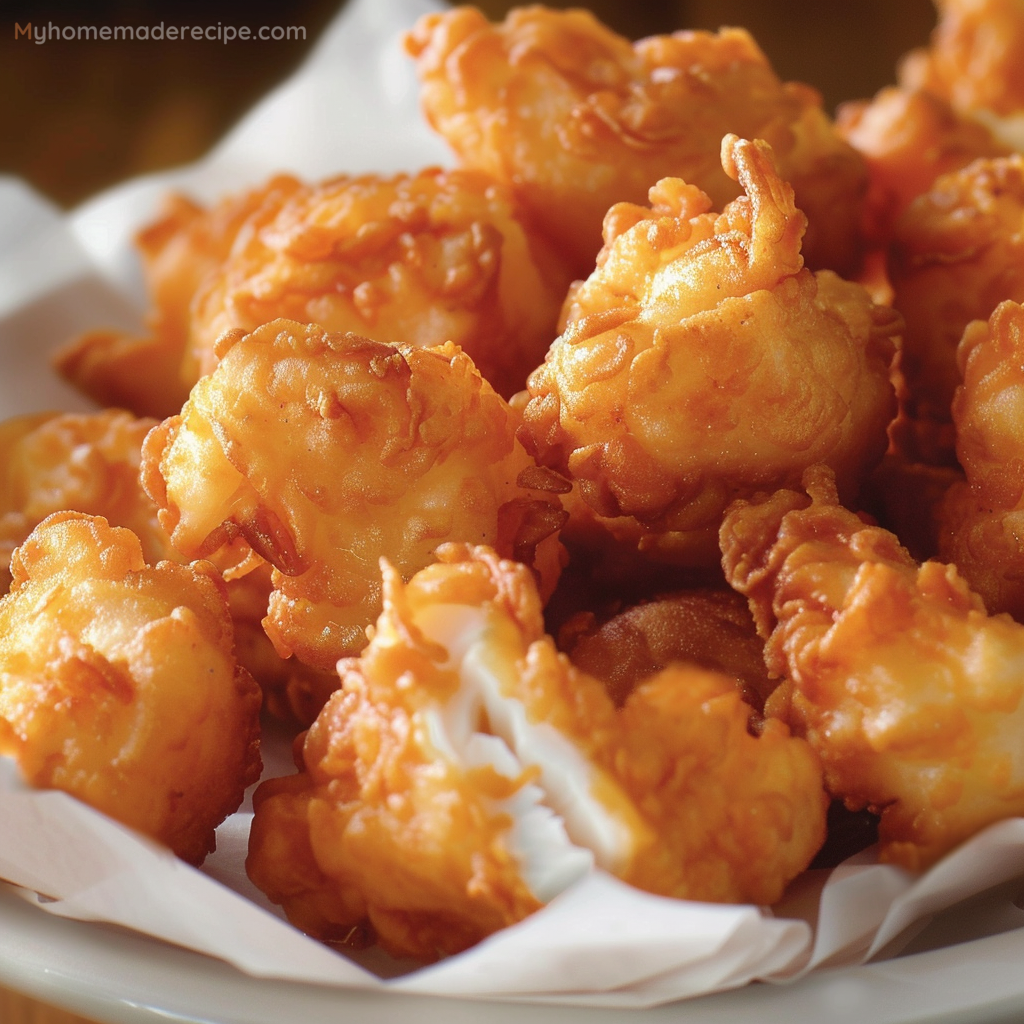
(2, 0, 1024, 1009)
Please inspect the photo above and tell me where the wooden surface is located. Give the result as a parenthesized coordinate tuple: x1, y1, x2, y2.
(0, 986, 102, 1024)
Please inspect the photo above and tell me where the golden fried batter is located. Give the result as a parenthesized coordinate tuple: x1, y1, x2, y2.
(143, 319, 567, 673)
(889, 154, 1024, 433)
(837, 86, 1010, 249)
(900, 0, 1024, 132)
(406, 6, 868, 276)
(0, 410, 324, 725)
(0, 512, 262, 864)
(54, 177, 301, 419)
(0, 410, 172, 590)
(936, 300, 1024, 620)
(558, 588, 775, 713)
(247, 544, 825, 959)
(520, 135, 898, 568)
(722, 464, 1024, 871)
(189, 168, 573, 399)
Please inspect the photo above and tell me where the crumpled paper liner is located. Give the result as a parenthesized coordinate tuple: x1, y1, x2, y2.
(2, 0, 1024, 1009)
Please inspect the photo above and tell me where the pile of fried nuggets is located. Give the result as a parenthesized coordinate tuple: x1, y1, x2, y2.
(4, 0, 1024, 964)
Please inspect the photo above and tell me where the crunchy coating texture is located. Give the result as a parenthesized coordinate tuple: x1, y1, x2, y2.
(936, 300, 1024, 619)
(722, 464, 1024, 871)
(0, 410, 323, 725)
(889, 154, 1024, 430)
(558, 588, 775, 713)
(54, 177, 301, 419)
(520, 136, 898, 567)
(900, 0, 1024, 124)
(0, 410, 173, 590)
(837, 85, 1010, 249)
(0, 512, 262, 864)
(405, 5, 868, 277)
(189, 168, 573, 399)
(143, 320, 567, 673)
(247, 544, 825, 959)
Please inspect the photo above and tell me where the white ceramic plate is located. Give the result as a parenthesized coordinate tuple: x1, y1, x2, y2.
(2, 881, 1024, 1024)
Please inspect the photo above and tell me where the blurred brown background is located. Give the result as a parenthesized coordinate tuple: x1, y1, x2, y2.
(2, 0, 938, 209)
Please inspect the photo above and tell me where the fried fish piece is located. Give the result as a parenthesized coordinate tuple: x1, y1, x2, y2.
(0, 512, 262, 864)
(188, 168, 573, 399)
(888, 154, 1024, 434)
(0, 410, 172, 591)
(142, 319, 567, 673)
(520, 135, 898, 567)
(246, 544, 825, 959)
(837, 85, 1010, 249)
(722, 463, 1024, 871)
(54, 176, 302, 419)
(406, 5, 868, 276)
(936, 300, 1024, 619)
(558, 588, 775, 713)
(900, 0, 1024, 141)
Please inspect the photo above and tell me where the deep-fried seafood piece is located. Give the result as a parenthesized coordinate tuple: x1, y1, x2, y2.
(520, 136, 898, 567)
(247, 545, 825, 959)
(54, 177, 301, 419)
(836, 86, 1010, 248)
(406, 6, 868, 276)
(0, 410, 325, 724)
(188, 168, 573, 399)
(936, 300, 1024, 619)
(0, 512, 262, 864)
(143, 319, 567, 673)
(900, 0, 1024, 142)
(722, 463, 1024, 871)
(889, 154, 1024, 432)
(558, 589, 775, 712)
(0, 410, 173, 590)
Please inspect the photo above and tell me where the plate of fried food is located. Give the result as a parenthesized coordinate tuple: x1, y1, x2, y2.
(5, 0, 1024, 1021)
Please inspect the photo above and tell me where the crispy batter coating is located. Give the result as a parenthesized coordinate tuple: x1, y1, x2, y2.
(520, 136, 898, 567)
(889, 154, 1024, 432)
(405, 5, 868, 276)
(0, 410, 173, 590)
(0, 512, 262, 864)
(936, 300, 1024, 619)
(54, 177, 301, 419)
(900, 0, 1024, 128)
(0, 410, 324, 724)
(558, 588, 775, 713)
(836, 86, 1010, 248)
(143, 319, 567, 673)
(722, 464, 1024, 871)
(189, 168, 573, 399)
(247, 544, 825, 959)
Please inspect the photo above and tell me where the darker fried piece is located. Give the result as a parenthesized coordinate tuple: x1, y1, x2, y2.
(558, 588, 774, 713)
